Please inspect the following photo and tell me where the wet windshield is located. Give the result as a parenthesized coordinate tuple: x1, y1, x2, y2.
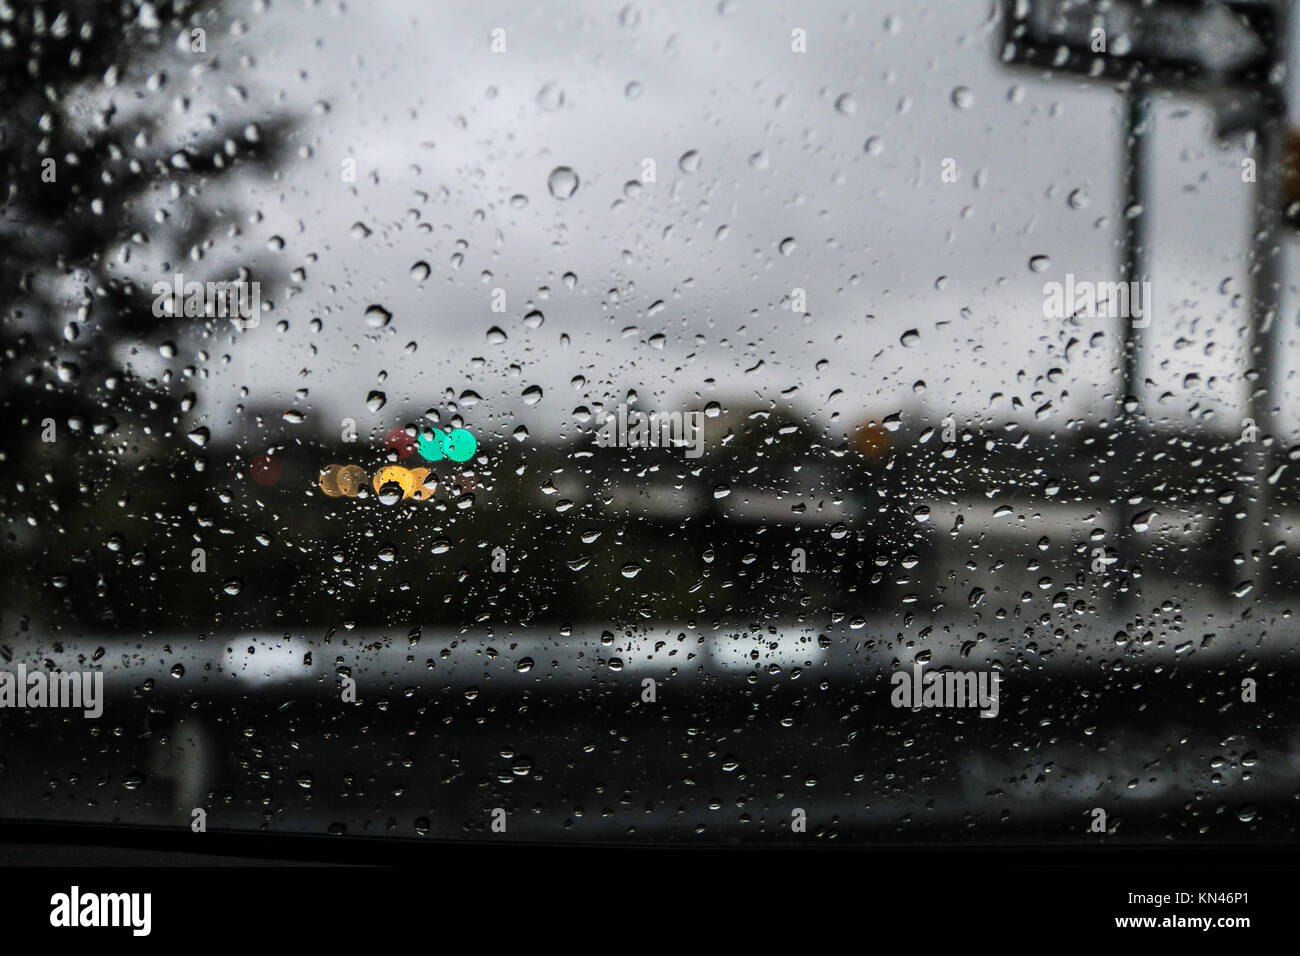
(2, 0, 1297, 847)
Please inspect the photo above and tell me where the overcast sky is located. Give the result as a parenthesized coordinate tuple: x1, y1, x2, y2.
(119, 0, 1300, 448)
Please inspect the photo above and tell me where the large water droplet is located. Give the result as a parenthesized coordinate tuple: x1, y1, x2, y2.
(548, 166, 579, 199)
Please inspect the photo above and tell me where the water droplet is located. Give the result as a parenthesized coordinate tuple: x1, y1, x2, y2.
(547, 166, 579, 199)
(537, 82, 565, 111)
(364, 304, 392, 329)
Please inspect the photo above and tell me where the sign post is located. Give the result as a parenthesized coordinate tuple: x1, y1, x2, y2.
(999, 0, 1287, 603)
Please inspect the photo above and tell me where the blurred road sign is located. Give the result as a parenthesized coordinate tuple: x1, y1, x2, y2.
(1001, 0, 1281, 102)
(997, 0, 1293, 599)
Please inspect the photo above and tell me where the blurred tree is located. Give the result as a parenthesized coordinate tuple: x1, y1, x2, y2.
(0, 0, 289, 624)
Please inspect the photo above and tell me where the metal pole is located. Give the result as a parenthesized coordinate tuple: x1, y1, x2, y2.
(1233, 0, 1290, 600)
(1240, 118, 1285, 597)
(1115, 83, 1151, 610)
